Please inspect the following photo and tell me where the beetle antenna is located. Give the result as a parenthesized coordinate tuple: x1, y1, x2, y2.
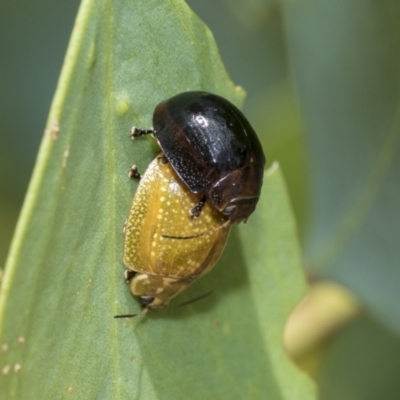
(114, 293, 213, 318)
(114, 307, 149, 319)
(177, 290, 213, 308)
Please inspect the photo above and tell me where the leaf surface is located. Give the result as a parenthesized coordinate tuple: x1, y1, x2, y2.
(0, 0, 315, 398)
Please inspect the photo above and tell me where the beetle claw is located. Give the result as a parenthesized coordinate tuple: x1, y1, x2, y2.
(128, 165, 141, 180)
(189, 206, 201, 218)
(190, 196, 207, 218)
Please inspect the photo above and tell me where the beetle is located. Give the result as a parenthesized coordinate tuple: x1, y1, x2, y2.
(115, 154, 231, 317)
(131, 91, 265, 224)
(115, 91, 265, 317)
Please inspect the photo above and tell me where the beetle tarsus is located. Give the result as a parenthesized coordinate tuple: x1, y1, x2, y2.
(130, 127, 154, 139)
(190, 196, 207, 218)
(129, 165, 141, 180)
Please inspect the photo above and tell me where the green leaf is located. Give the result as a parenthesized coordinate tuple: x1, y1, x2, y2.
(0, 0, 315, 398)
(318, 314, 400, 400)
(284, 0, 400, 334)
(247, 81, 310, 239)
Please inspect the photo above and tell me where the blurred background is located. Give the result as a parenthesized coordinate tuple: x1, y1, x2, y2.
(1, 0, 400, 398)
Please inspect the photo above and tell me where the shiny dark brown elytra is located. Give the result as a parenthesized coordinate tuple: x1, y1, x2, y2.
(131, 91, 266, 224)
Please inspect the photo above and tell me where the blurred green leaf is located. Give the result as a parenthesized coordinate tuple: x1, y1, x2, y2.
(248, 81, 309, 239)
(284, 0, 400, 333)
(0, 0, 80, 267)
(0, 0, 314, 398)
(318, 314, 400, 400)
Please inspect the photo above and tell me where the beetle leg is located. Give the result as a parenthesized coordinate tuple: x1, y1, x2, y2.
(128, 165, 141, 180)
(124, 270, 136, 283)
(130, 127, 154, 139)
(190, 195, 207, 218)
